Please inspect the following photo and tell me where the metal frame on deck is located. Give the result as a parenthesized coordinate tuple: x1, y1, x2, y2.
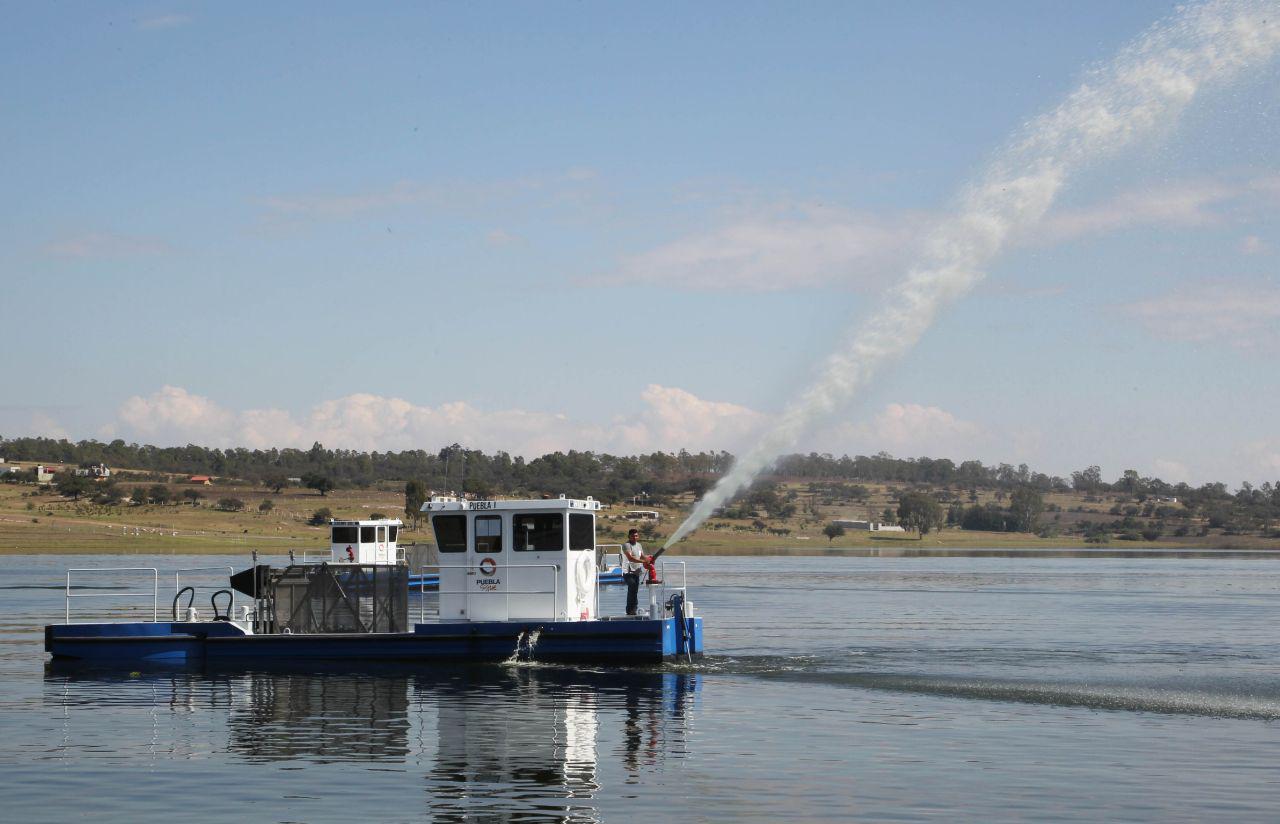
(65, 567, 159, 624)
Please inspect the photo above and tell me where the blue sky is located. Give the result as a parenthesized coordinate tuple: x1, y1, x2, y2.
(2, 1, 1278, 485)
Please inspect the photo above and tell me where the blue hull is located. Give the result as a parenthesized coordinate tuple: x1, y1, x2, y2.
(45, 616, 704, 667)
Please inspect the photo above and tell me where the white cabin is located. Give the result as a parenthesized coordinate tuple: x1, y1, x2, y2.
(422, 496, 600, 623)
(329, 518, 403, 565)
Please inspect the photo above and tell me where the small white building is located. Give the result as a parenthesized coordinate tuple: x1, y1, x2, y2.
(624, 509, 660, 522)
(73, 463, 111, 478)
(831, 519, 905, 532)
(35, 465, 55, 483)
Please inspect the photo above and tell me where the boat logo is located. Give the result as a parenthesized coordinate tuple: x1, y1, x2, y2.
(479, 557, 497, 576)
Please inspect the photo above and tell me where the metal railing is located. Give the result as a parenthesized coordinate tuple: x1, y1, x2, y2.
(303, 546, 407, 564)
(418, 563, 560, 623)
(596, 543, 623, 571)
(65, 567, 158, 624)
(173, 566, 236, 619)
(593, 558, 688, 620)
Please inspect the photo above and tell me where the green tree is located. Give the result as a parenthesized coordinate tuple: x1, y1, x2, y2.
(1008, 486, 1044, 532)
(148, 484, 171, 505)
(131, 485, 149, 506)
(182, 488, 203, 506)
(1071, 465, 1104, 493)
(258, 499, 274, 514)
(94, 482, 125, 506)
(303, 473, 335, 497)
(822, 522, 845, 542)
(263, 474, 290, 494)
(897, 492, 945, 537)
(404, 480, 427, 528)
(309, 507, 332, 526)
(216, 497, 245, 512)
(54, 473, 92, 501)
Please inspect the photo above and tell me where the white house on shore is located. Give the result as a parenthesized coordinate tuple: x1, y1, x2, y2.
(831, 518, 906, 533)
(73, 463, 111, 478)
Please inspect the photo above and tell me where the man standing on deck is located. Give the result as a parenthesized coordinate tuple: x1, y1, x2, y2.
(622, 528, 649, 616)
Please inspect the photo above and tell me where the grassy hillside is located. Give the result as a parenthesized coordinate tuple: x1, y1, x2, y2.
(2, 464, 1276, 555)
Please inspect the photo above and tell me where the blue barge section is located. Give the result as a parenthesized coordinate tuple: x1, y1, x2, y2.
(45, 616, 703, 666)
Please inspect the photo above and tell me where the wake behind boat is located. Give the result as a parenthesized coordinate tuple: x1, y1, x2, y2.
(44, 495, 703, 667)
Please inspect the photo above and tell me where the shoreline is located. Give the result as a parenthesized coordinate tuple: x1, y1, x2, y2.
(5, 543, 1278, 559)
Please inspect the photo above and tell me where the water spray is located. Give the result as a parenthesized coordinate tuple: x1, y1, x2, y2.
(665, 0, 1280, 550)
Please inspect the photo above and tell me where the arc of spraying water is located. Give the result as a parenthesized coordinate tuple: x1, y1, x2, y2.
(666, 0, 1280, 549)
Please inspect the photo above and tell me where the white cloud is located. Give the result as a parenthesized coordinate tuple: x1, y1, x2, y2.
(1152, 458, 1192, 483)
(597, 205, 923, 292)
(1125, 280, 1280, 350)
(870, 403, 980, 447)
(118, 386, 235, 443)
(109, 388, 994, 465)
(815, 402, 983, 458)
(111, 384, 766, 456)
(1038, 173, 1280, 244)
(44, 232, 169, 259)
(1237, 440, 1280, 481)
(594, 173, 1280, 294)
(29, 413, 69, 440)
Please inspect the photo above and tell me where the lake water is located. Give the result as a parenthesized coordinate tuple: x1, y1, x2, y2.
(4, 552, 1280, 822)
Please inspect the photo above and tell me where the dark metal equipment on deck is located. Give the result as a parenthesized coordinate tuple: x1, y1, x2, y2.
(231, 563, 409, 635)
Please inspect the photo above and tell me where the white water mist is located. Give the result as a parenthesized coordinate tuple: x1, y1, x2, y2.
(666, 0, 1280, 549)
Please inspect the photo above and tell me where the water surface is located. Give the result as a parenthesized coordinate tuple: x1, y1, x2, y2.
(3, 552, 1280, 821)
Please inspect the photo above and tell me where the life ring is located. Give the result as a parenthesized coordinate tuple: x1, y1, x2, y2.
(575, 552, 594, 604)
(479, 557, 497, 576)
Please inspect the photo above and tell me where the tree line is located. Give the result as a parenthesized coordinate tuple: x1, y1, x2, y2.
(3, 435, 1278, 537)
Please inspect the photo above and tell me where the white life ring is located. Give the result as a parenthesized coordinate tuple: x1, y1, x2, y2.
(575, 552, 594, 605)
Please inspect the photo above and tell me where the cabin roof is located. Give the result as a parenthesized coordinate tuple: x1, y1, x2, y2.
(330, 518, 404, 527)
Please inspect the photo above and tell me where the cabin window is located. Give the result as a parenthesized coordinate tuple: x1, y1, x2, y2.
(513, 513, 563, 552)
(475, 515, 503, 553)
(388, 525, 398, 542)
(569, 513, 594, 552)
(360, 526, 376, 543)
(377, 526, 387, 542)
(332, 526, 358, 544)
(433, 515, 467, 553)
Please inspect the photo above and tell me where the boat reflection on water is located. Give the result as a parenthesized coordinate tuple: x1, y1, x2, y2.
(44, 661, 700, 819)
(227, 672, 413, 762)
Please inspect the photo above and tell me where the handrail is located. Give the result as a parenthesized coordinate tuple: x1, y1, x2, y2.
(419, 563, 560, 623)
(660, 560, 688, 604)
(65, 567, 159, 624)
(173, 566, 235, 618)
(301, 550, 330, 564)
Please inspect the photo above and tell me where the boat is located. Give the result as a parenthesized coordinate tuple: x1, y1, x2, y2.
(44, 495, 704, 667)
